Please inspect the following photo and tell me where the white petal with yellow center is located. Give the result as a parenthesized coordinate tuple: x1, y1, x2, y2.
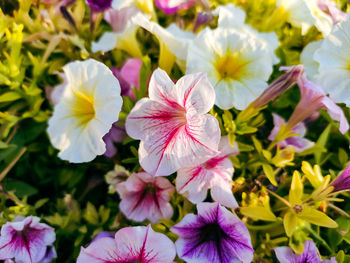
(47, 59, 123, 163)
(186, 27, 273, 110)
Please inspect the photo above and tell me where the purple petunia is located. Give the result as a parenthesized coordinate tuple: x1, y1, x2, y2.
(0, 216, 56, 263)
(171, 202, 254, 263)
(86, 0, 112, 12)
(274, 240, 336, 263)
(330, 163, 350, 193)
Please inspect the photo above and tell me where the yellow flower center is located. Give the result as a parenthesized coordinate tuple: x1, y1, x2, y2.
(215, 53, 248, 81)
(71, 89, 95, 126)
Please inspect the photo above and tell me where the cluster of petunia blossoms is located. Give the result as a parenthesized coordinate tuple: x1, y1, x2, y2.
(1, 0, 350, 262)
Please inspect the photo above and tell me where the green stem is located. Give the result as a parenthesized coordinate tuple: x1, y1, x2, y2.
(246, 220, 283, 231)
(305, 226, 333, 254)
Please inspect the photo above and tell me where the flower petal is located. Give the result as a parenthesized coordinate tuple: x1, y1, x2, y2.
(77, 237, 118, 263)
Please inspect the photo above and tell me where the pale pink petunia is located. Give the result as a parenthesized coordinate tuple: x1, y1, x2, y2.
(77, 225, 176, 263)
(318, 0, 346, 24)
(268, 113, 314, 153)
(0, 216, 56, 263)
(125, 68, 221, 176)
(104, 6, 140, 32)
(116, 172, 175, 222)
(120, 58, 142, 89)
(283, 66, 349, 134)
(176, 136, 239, 208)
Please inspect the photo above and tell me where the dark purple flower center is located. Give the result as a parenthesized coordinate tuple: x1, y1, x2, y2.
(86, 0, 112, 12)
(198, 223, 227, 244)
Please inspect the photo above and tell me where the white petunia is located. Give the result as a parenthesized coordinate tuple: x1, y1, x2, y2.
(91, 11, 142, 58)
(314, 18, 350, 107)
(276, 0, 333, 36)
(186, 27, 273, 110)
(300, 40, 323, 80)
(214, 3, 280, 64)
(47, 59, 123, 163)
(131, 13, 195, 73)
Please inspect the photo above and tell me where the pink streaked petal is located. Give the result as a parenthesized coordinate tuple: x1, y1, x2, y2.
(125, 98, 185, 142)
(322, 96, 349, 134)
(115, 225, 176, 262)
(176, 166, 212, 204)
(148, 68, 177, 106)
(141, 225, 176, 262)
(268, 113, 285, 142)
(174, 72, 216, 115)
(77, 237, 119, 263)
(139, 114, 219, 176)
(120, 58, 142, 88)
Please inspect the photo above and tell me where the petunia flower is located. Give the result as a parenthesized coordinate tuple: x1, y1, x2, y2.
(47, 59, 123, 163)
(77, 225, 176, 262)
(276, 0, 333, 36)
(86, 0, 112, 12)
(186, 26, 273, 110)
(268, 113, 314, 153)
(91, 11, 142, 58)
(131, 13, 195, 72)
(154, 0, 196, 15)
(116, 172, 175, 222)
(317, 0, 346, 24)
(125, 68, 220, 176)
(0, 216, 56, 263)
(213, 3, 280, 64)
(171, 202, 254, 263)
(314, 16, 350, 107)
(274, 240, 336, 263)
(330, 163, 350, 193)
(284, 66, 349, 134)
(111, 57, 142, 98)
(300, 40, 323, 81)
(103, 6, 140, 32)
(102, 122, 127, 158)
(176, 136, 239, 208)
(111, 0, 155, 14)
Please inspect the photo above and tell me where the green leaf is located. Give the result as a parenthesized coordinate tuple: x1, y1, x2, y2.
(0, 91, 21, 102)
(315, 124, 331, 163)
(237, 142, 255, 152)
(84, 202, 99, 225)
(3, 179, 38, 198)
(283, 210, 298, 237)
(240, 206, 277, 221)
(262, 163, 277, 186)
(338, 148, 348, 166)
(252, 136, 262, 154)
(299, 207, 338, 228)
(289, 171, 303, 204)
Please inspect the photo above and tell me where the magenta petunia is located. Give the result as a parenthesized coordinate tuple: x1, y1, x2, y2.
(116, 172, 175, 222)
(268, 113, 314, 153)
(77, 225, 176, 263)
(86, 0, 112, 12)
(171, 202, 254, 263)
(176, 136, 239, 208)
(274, 240, 336, 263)
(284, 66, 349, 134)
(155, 0, 196, 15)
(0, 216, 56, 263)
(125, 68, 221, 176)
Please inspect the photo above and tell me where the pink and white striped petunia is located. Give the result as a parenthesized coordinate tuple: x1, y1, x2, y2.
(176, 136, 239, 208)
(77, 225, 176, 263)
(116, 172, 175, 222)
(125, 68, 221, 176)
(0, 216, 56, 263)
